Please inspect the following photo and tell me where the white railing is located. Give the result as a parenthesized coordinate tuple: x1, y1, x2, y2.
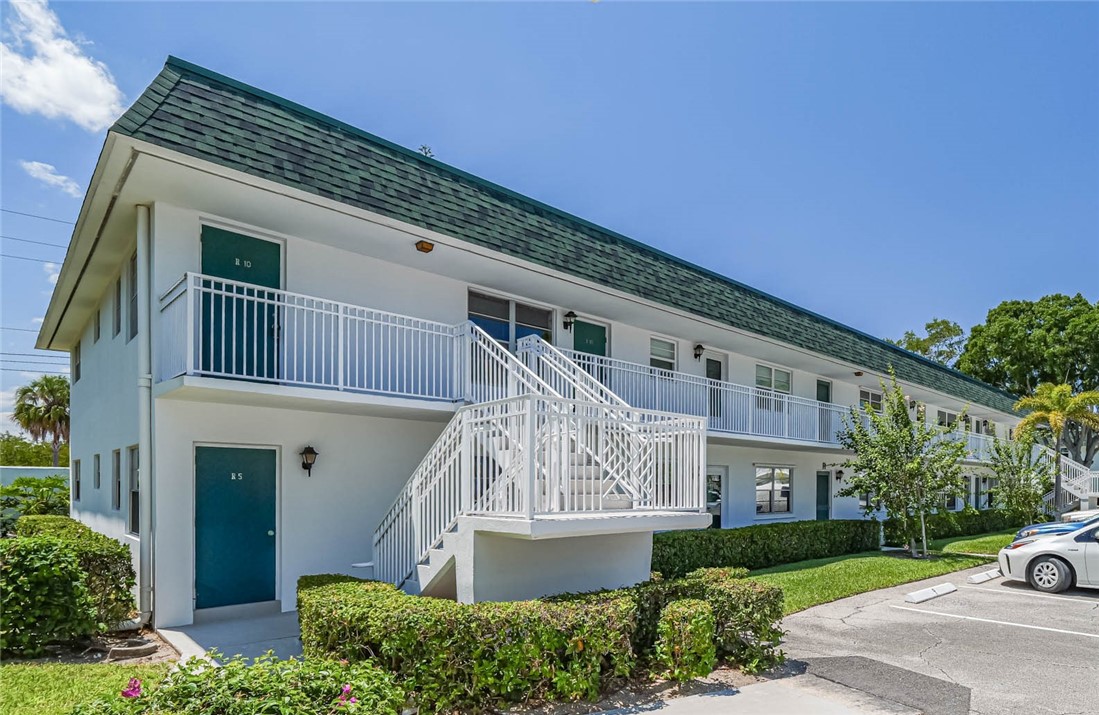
(517, 336, 628, 406)
(372, 394, 706, 586)
(559, 349, 848, 444)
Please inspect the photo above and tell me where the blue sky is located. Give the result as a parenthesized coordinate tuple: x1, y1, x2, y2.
(2, 1, 1097, 423)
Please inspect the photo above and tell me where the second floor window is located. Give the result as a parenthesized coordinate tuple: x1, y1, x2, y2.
(72, 342, 81, 382)
(94, 309, 101, 342)
(860, 388, 883, 413)
(937, 410, 959, 429)
(113, 277, 122, 336)
(649, 338, 676, 371)
(127, 253, 138, 341)
(468, 291, 552, 351)
(756, 365, 791, 394)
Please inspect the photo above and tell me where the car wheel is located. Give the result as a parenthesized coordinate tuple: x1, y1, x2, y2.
(1029, 556, 1072, 593)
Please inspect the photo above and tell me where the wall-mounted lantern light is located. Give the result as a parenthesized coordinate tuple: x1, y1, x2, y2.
(693, 344, 705, 361)
(415, 240, 434, 254)
(563, 311, 577, 332)
(835, 470, 845, 481)
(299, 445, 319, 477)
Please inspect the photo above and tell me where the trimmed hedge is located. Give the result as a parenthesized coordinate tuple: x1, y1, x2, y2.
(70, 651, 406, 715)
(0, 536, 97, 655)
(652, 520, 881, 577)
(15, 516, 136, 629)
(655, 599, 716, 682)
(299, 568, 784, 711)
(883, 508, 1018, 547)
(298, 576, 636, 712)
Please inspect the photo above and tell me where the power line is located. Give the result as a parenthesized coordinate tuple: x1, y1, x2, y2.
(0, 351, 65, 358)
(0, 327, 38, 332)
(1, 208, 75, 224)
(1, 235, 68, 249)
(1, 359, 70, 366)
(1, 254, 56, 264)
(0, 367, 69, 375)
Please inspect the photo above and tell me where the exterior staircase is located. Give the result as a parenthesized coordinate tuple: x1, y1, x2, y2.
(1037, 446, 1096, 515)
(372, 329, 707, 601)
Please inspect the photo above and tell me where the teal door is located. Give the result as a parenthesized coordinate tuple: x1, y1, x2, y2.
(705, 357, 724, 419)
(200, 227, 282, 379)
(815, 471, 831, 521)
(195, 446, 276, 609)
(573, 320, 607, 356)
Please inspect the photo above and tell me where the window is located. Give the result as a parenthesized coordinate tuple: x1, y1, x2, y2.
(859, 388, 883, 413)
(112, 450, 121, 510)
(936, 410, 959, 429)
(756, 365, 791, 393)
(94, 309, 101, 343)
(93, 453, 101, 489)
(467, 291, 552, 350)
(127, 446, 139, 535)
(755, 466, 791, 514)
(706, 468, 725, 528)
(815, 380, 832, 403)
(73, 460, 81, 502)
(113, 277, 122, 336)
(72, 341, 81, 382)
(859, 491, 875, 511)
(127, 254, 138, 341)
(649, 338, 676, 371)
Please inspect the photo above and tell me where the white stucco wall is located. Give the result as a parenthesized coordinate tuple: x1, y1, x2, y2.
(1, 466, 69, 486)
(468, 531, 653, 602)
(151, 399, 445, 626)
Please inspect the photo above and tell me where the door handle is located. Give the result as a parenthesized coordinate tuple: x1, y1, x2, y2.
(267, 530, 275, 536)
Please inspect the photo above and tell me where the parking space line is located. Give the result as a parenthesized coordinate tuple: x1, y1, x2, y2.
(959, 585, 1099, 604)
(889, 605, 1099, 640)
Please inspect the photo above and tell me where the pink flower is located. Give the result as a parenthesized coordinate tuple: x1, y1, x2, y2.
(121, 678, 142, 698)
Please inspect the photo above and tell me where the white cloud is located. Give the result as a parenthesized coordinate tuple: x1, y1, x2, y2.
(19, 160, 81, 197)
(0, 0, 124, 132)
(43, 261, 59, 285)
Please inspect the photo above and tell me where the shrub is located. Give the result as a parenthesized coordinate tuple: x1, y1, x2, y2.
(0, 536, 97, 655)
(298, 576, 636, 712)
(0, 475, 68, 534)
(882, 508, 1018, 547)
(652, 520, 881, 577)
(15, 516, 135, 629)
(70, 651, 406, 715)
(655, 599, 716, 682)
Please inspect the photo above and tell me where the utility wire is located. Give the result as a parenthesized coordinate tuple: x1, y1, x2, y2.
(0, 351, 65, 358)
(0, 367, 69, 375)
(1, 327, 38, 332)
(1, 254, 56, 264)
(1, 208, 75, 224)
(1, 235, 68, 249)
(2, 359, 70, 366)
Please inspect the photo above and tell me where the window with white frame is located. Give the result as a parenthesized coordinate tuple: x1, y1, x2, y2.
(467, 291, 552, 351)
(94, 309, 101, 343)
(112, 450, 121, 510)
(93, 453, 101, 489)
(127, 446, 139, 535)
(859, 388, 883, 413)
(755, 466, 791, 514)
(113, 277, 122, 336)
(649, 338, 676, 371)
(127, 254, 138, 341)
(72, 341, 81, 382)
(936, 409, 959, 429)
(73, 459, 81, 502)
(755, 365, 791, 393)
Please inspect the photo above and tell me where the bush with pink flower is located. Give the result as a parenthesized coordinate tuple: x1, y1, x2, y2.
(68, 650, 405, 715)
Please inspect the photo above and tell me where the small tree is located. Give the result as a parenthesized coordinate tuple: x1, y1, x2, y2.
(837, 372, 968, 557)
(986, 436, 1055, 524)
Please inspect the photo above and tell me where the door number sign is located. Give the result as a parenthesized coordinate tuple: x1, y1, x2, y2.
(230, 472, 244, 481)
(234, 258, 253, 269)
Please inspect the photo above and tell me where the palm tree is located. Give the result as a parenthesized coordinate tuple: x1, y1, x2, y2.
(1014, 383, 1099, 508)
(11, 375, 70, 467)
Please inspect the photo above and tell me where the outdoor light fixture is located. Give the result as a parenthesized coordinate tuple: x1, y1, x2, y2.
(299, 445, 319, 477)
(853, 371, 864, 377)
(693, 344, 705, 361)
(835, 471, 844, 482)
(563, 311, 577, 332)
(415, 240, 434, 254)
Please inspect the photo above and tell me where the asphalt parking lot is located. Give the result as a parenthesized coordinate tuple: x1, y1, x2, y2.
(780, 564, 1099, 715)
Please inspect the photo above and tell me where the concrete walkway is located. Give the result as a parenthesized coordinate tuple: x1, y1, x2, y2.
(159, 611, 302, 662)
(608, 675, 918, 715)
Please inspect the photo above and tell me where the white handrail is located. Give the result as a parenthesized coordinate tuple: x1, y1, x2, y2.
(516, 335, 629, 406)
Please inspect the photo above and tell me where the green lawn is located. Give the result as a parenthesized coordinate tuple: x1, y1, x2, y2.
(748, 551, 992, 615)
(0, 662, 171, 715)
(927, 529, 1017, 556)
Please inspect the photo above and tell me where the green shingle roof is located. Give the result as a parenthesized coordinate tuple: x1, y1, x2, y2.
(113, 56, 1019, 414)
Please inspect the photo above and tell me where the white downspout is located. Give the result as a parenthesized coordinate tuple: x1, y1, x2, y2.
(136, 205, 155, 622)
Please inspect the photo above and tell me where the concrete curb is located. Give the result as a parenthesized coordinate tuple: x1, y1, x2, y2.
(904, 582, 957, 603)
(965, 569, 1002, 585)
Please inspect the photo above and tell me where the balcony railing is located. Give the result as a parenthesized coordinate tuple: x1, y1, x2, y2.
(559, 349, 849, 445)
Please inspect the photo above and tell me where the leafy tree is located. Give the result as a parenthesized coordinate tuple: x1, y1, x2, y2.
(837, 372, 968, 557)
(959, 294, 1099, 465)
(10, 375, 70, 467)
(1014, 384, 1099, 508)
(889, 318, 966, 367)
(0, 432, 69, 467)
(0, 475, 69, 534)
(986, 435, 1055, 523)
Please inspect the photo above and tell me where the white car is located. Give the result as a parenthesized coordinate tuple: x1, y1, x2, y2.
(1062, 508, 1099, 523)
(998, 521, 1099, 593)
